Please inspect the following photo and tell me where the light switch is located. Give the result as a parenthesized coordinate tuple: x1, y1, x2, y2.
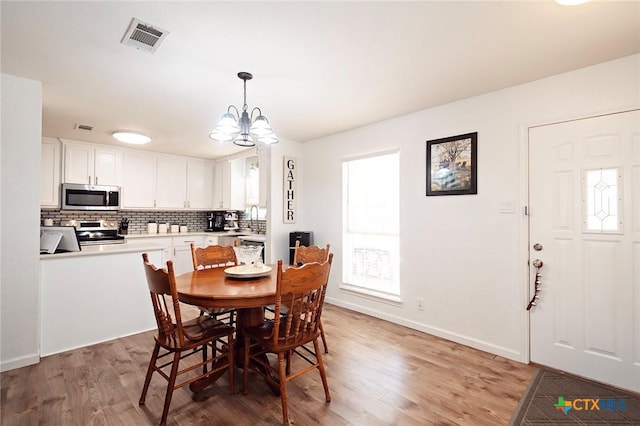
(499, 201, 515, 214)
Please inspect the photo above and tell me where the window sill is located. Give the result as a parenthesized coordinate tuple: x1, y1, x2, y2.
(339, 284, 403, 306)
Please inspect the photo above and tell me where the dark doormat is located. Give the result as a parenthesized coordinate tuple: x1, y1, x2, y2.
(509, 368, 640, 425)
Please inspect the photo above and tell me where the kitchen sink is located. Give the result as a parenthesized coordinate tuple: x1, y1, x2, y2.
(238, 234, 267, 243)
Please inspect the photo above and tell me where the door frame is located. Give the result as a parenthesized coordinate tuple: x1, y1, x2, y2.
(518, 107, 639, 365)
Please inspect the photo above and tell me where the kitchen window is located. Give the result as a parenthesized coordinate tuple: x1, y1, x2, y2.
(341, 150, 400, 300)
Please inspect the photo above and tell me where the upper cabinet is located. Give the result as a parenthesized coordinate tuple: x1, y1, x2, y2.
(156, 155, 187, 209)
(245, 156, 259, 206)
(42, 139, 218, 211)
(122, 150, 213, 210)
(229, 157, 246, 210)
(186, 158, 214, 209)
(121, 150, 157, 209)
(63, 141, 122, 186)
(212, 153, 268, 210)
(41, 138, 62, 208)
(213, 160, 231, 209)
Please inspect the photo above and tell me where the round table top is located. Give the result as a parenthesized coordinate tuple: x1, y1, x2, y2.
(174, 265, 277, 309)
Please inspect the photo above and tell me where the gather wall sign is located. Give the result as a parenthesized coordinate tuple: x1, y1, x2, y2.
(283, 156, 296, 223)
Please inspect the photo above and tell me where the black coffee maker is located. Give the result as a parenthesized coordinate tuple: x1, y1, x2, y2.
(206, 211, 226, 231)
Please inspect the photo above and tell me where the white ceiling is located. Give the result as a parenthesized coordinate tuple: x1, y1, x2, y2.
(2, 1, 638, 160)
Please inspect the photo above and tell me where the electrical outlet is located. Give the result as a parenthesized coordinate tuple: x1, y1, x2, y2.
(417, 297, 424, 311)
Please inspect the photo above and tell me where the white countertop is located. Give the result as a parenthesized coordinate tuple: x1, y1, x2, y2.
(39, 231, 268, 259)
(39, 241, 168, 259)
(238, 234, 267, 243)
(123, 230, 245, 239)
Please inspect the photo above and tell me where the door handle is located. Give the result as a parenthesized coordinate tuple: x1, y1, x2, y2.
(527, 259, 544, 310)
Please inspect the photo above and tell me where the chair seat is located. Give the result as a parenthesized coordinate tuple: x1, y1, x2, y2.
(199, 306, 236, 316)
(244, 319, 321, 351)
(155, 316, 234, 350)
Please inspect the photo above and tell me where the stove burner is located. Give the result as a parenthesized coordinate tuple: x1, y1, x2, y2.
(64, 219, 125, 245)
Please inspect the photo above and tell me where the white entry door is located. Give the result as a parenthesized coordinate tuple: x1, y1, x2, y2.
(528, 110, 640, 393)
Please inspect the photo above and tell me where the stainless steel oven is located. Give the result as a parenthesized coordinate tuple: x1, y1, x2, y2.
(64, 219, 125, 245)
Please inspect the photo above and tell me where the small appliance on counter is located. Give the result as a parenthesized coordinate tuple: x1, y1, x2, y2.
(206, 211, 226, 232)
(64, 219, 125, 245)
(224, 211, 239, 231)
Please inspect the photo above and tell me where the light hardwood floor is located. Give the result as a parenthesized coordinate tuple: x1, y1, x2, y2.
(1, 305, 536, 425)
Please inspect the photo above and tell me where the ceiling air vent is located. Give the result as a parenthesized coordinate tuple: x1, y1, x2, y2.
(74, 124, 93, 132)
(121, 18, 169, 54)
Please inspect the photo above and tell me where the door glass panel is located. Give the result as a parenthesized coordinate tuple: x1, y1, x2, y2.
(584, 168, 621, 232)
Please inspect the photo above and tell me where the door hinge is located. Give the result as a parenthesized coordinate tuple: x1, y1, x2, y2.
(524, 206, 529, 216)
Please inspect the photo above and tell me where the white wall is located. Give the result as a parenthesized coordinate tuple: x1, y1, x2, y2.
(284, 54, 639, 362)
(1, 73, 42, 371)
(267, 137, 305, 265)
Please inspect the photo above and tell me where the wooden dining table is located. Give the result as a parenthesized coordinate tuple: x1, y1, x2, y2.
(174, 264, 279, 395)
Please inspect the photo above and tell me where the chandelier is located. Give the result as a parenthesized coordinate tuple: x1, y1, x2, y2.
(209, 72, 279, 147)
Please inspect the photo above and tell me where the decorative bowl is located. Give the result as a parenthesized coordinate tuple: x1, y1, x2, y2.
(233, 245, 263, 267)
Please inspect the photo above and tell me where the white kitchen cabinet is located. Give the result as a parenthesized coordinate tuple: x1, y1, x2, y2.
(204, 235, 219, 246)
(186, 158, 214, 209)
(229, 157, 246, 210)
(122, 150, 157, 208)
(258, 149, 269, 208)
(213, 160, 231, 209)
(245, 156, 259, 206)
(213, 156, 259, 210)
(63, 141, 121, 186)
(41, 138, 61, 208)
(122, 151, 214, 210)
(243, 154, 268, 208)
(170, 235, 205, 275)
(156, 155, 187, 209)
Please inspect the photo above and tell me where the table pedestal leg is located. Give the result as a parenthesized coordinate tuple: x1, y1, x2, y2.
(189, 307, 280, 396)
(237, 307, 281, 396)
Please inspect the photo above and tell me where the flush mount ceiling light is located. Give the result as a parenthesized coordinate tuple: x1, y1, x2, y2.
(209, 72, 279, 147)
(554, 0, 591, 5)
(112, 131, 151, 145)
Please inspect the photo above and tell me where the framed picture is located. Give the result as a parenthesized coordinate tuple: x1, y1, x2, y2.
(426, 132, 477, 196)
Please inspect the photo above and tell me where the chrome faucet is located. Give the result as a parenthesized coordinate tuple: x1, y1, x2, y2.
(250, 204, 259, 234)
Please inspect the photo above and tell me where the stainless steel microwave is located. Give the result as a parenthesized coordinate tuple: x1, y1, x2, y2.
(61, 183, 121, 211)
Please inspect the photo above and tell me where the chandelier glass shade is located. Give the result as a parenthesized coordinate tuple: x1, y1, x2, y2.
(209, 72, 279, 147)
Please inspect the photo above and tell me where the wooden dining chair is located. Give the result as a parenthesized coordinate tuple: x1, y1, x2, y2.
(265, 241, 331, 352)
(293, 241, 331, 353)
(242, 255, 333, 426)
(139, 253, 235, 426)
(190, 242, 238, 326)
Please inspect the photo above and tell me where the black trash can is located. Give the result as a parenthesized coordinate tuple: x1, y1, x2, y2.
(289, 231, 313, 265)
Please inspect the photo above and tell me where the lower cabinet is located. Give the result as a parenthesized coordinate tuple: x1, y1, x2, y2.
(167, 236, 205, 275)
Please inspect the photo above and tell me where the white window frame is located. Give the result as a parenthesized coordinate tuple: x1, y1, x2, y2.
(341, 149, 401, 303)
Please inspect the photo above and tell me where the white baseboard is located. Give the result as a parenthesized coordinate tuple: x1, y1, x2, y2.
(0, 353, 40, 372)
(325, 297, 523, 362)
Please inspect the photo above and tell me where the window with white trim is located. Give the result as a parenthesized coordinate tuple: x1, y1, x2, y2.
(342, 150, 400, 298)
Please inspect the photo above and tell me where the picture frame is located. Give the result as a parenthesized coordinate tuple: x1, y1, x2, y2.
(426, 132, 477, 196)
